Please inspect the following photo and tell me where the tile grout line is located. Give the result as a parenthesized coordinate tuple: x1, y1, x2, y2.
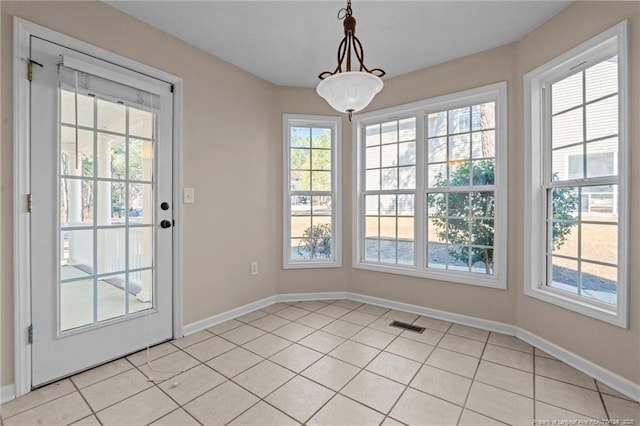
(453, 334, 521, 426)
(1, 303, 382, 423)
(145, 341, 225, 421)
(594, 378, 611, 421)
(533, 348, 537, 421)
(454, 329, 489, 425)
(8, 300, 628, 425)
(481, 344, 539, 375)
(219, 355, 323, 425)
(94, 342, 210, 422)
(379, 318, 451, 423)
(300, 318, 408, 422)
(221, 306, 416, 423)
(380, 320, 519, 422)
(149, 407, 200, 426)
(0, 384, 77, 421)
(533, 399, 604, 421)
(535, 371, 608, 393)
(262, 308, 393, 422)
(204, 301, 354, 425)
(69, 379, 103, 426)
(13, 304, 476, 424)
(155, 335, 272, 407)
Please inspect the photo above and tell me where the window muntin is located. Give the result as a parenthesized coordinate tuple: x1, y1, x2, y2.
(354, 83, 507, 288)
(364, 118, 416, 265)
(545, 56, 619, 306)
(59, 86, 157, 331)
(427, 102, 497, 275)
(284, 115, 341, 268)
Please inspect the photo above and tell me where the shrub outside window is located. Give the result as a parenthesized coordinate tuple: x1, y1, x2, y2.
(353, 83, 507, 288)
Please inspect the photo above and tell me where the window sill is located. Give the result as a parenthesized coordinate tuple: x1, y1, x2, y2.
(353, 261, 506, 290)
(524, 285, 626, 328)
(283, 260, 342, 270)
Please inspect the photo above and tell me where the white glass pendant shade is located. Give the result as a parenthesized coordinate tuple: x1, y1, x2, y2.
(316, 71, 383, 114)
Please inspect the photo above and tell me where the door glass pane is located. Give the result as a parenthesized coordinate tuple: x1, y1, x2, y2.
(59, 94, 156, 332)
(95, 181, 126, 226)
(129, 183, 153, 225)
(97, 274, 126, 322)
(61, 230, 93, 271)
(97, 228, 126, 274)
(129, 139, 154, 181)
(61, 91, 94, 127)
(97, 99, 126, 133)
(129, 109, 153, 139)
(60, 279, 94, 331)
(97, 134, 125, 179)
(61, 179, 93, 227)
(61, 127, 94, 178)
(130, 270, 153, 313)
(130, 227, 154, 269)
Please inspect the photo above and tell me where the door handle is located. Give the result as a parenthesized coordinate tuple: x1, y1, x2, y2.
(160, 220, 172, 229)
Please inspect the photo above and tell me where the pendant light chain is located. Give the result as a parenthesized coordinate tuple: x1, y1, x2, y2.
(318, 0, 385, 81)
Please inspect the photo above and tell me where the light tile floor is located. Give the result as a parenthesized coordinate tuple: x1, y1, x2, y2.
(1, 299, 638, 425)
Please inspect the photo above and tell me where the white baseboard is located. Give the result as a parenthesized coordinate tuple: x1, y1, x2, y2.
(347, 292, 517, 336)
(182, 291, 639, 402)
(181, 295, 277, 336)
(276, 291, 347, 303)
(516, 328, 640, 402)
(1, 383, 16, 404)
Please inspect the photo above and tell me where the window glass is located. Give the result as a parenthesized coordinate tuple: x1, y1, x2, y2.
(355, 83, 506, 288)
(547, 57, 619, 305)
(427, 102, 496, 275)
(284, 117, 340, 267)
(364, 118, 416, 265)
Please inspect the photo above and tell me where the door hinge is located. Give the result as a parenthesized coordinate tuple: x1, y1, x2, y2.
(28, 324, 33, 344)
(26, 59, 43, 82)
(27, 194, 32, 213)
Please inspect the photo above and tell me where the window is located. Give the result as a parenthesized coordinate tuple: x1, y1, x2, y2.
(524, 22, 628, 327)
(363, 117, 416, 265)
(354, 83, 507, 288)
(283, 114, 341, 268)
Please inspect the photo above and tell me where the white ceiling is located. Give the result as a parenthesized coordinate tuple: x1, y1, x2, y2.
(106, 1, 569, 88)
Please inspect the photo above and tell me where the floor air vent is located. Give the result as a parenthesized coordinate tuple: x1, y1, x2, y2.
(389, 321, 426, 334)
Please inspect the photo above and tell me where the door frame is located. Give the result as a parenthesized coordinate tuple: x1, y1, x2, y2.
(13, 17, 184, 397)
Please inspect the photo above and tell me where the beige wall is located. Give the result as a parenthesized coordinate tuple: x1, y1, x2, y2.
(1, 0, 638, 389)
(277, 2, 639, 384)
(275, 88, 350, 295)
(513, 1, 640, 385)
(0, 1, 281, 386)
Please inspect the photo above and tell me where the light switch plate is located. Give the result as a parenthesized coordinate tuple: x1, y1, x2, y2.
(183, 187, 195, 204)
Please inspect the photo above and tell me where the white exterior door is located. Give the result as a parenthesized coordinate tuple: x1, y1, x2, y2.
(29, 37, 174, 386)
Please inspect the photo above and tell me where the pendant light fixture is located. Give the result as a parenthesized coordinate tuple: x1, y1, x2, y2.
(317, 0, 385, 120)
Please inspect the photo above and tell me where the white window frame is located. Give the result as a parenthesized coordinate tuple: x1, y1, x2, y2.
(524, 21, 629, 328)
(352, 82, 508, 289)
(283, 114, 342, 269)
